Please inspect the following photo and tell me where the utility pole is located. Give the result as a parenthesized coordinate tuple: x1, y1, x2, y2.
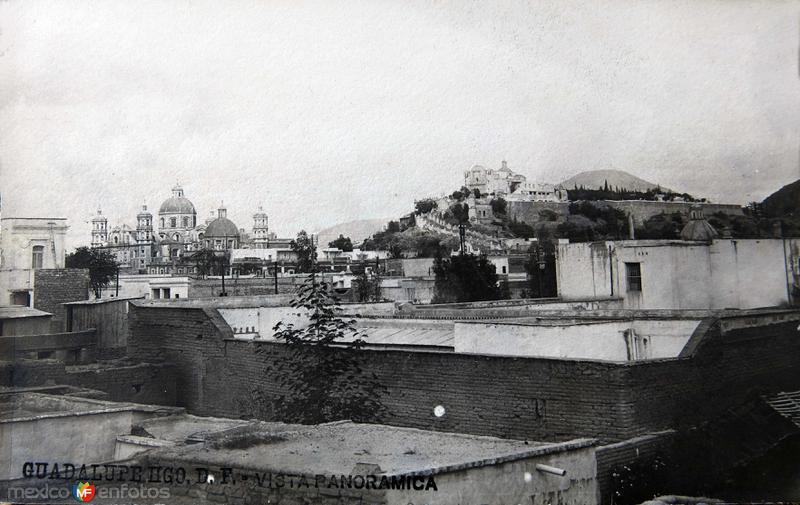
(274, 261, 279, 294)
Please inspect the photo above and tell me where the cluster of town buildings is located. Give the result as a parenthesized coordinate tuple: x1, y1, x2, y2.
(1, 166, 800, 503)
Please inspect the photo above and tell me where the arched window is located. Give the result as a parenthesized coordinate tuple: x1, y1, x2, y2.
(170, 217, 177, 228)
(31, 246, 44, 269)
(160, 218, 165, 228)
(173, 233, 180, 242)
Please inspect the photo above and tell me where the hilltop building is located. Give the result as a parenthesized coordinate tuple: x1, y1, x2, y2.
(464, 161, 567, 202)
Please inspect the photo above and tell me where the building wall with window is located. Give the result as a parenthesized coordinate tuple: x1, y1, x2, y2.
(0, 218, 68, 306)
(556, 238, 800, 310)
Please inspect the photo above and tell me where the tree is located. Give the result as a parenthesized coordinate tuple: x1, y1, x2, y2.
(432, 252, 502, 303)
(291, 230, 316, 273)
(490, 197, 507, 216)
(256, 273, 389, 424)
(414, 199, 438, 215)
(65, 247, 119, 297)
(386, 220, 401, 233)
(445, 202, 470, 225)
(188, 248, 219, 277)
(328, 234, 354, 252)
(353, 269, 382, 302)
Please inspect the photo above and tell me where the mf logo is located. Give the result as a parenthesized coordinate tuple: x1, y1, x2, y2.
(72, 481, 96, 502)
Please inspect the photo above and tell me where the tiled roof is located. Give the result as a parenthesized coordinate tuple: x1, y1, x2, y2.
(764, 390, 800, 428)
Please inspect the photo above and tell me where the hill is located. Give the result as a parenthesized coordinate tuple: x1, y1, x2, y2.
(315, 218, 392, 248)
(560, 170, 669, 193)
(761, 178, 800, 217)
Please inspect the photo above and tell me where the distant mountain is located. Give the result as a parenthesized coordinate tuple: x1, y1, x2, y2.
(559, 170, 669, 193)
(315, 218, 391, 248)
(761, 178, 800, 217)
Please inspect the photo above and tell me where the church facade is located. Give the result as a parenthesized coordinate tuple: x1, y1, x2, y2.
(90, 185, 276, 274)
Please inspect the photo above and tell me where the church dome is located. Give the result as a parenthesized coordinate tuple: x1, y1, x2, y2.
(680, 206, 719, 241)
(159, 197, 196, 214)
(205, 207, 239, 238)
(159, 185, 196, 215)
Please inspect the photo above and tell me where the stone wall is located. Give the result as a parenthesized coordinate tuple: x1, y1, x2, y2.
(33, 268, 90, 332)
(508, 200, 744, 227)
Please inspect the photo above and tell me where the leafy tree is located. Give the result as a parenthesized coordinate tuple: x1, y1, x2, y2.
(432, 252, 502, 303)
(445, 202, 470, 225)
(414, 199, 438, 215)
(65, 247, 119, 297)
(328, 234, 354, 252)
(291, 230, 317, 273)
(187, 248, 221, 277)
(472, 188, 481, 198)
(256, 273, 389, 424)
(386, 221, 401, 233)
(490, 197, 507, 216)
(353, 269, 382, 302)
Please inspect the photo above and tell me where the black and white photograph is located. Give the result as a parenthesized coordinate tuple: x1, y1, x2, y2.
(1, 1, 799, 503)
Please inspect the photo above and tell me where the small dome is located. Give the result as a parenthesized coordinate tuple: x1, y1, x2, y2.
(205, 216, 240, 238)
(680, 206, 719, 241)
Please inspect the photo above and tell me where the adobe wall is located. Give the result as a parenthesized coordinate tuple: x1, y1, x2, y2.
(0, 359, 177, 406)
(33, 269, 90, 332)
(188, 277, 300, 298)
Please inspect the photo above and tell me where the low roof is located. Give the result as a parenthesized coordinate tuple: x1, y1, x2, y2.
(64, 296, 143, 306)
(0, 306, 52, 320)
(148, 420, 595, 478)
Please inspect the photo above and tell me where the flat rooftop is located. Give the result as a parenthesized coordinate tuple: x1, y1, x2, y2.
(0, 392, 181, 423)
(147, 419, 594, 478)
(0, 306, 52, 320)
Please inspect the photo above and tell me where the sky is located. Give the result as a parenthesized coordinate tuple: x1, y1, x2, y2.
(1, 0, 798, 250)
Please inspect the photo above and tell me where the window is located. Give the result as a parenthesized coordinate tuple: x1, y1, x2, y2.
(502, 266, 507, 274)
(160, 218, 165, 228)
(625, 262, 642, 292)
(170, 217, 177, 228)
(32, 246, 44, 269)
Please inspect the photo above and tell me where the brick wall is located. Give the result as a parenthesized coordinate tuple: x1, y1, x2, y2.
(33, 268, 90, 332)
(595, 431, 675, 503)
(128, 304, 637, 443)
(127, 304, 800, 447)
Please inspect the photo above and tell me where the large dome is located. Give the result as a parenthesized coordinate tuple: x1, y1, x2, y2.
(159, 185, 197, 215)
(205, 216, 239, 238)
(159, 196, 196, 214)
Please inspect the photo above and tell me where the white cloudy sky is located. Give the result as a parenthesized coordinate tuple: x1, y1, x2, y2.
(1, 0, 798, 249)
